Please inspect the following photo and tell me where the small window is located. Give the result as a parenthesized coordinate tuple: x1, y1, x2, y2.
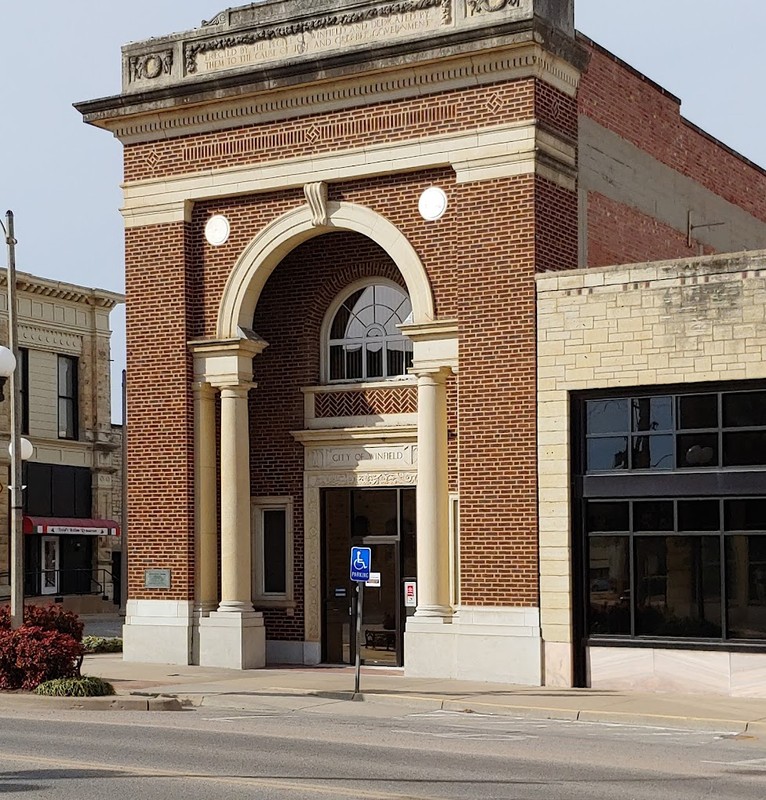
(57, 355, 78, 440)
(252, 498, 293, 606)
(19, 348, 29, 435)
(327, 283, 413, 382)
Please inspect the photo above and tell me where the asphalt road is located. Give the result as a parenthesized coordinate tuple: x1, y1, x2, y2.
(0, 703, 764, 799)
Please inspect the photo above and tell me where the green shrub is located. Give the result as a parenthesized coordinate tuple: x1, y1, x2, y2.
(82, 636, 123, 654)
(34, 676, 115, 697)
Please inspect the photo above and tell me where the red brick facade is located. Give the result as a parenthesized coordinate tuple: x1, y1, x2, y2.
(109, 14, 766, 651)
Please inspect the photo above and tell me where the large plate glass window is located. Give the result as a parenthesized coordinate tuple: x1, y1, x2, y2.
(578, 385, 766, 645)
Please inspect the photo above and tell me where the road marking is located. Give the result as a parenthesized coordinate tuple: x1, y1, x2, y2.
(0, 751, 446, 800)
(702, 757, 766, 767)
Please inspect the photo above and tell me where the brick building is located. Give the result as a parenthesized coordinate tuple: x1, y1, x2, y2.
(0, 271, 124, 612)
(77, 0, 766, 692)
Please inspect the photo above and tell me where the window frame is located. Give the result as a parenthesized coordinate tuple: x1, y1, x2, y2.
(57, 355, 79, 441)
(321, 277, 414, 384)
(19, 347, 29, 435)
(574, 381, 766, 649)
(251, 496, 294, 608)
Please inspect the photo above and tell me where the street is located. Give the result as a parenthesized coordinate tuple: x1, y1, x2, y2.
(0, 702, 764, 799)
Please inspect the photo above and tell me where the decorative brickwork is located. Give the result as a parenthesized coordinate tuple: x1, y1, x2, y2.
(315, 387, 417, 417)
(124, 81, 535, 182)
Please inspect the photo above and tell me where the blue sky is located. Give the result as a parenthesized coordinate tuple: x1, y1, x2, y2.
(0, 1, 761, 420)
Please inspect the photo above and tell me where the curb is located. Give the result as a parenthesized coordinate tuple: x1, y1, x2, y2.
(0, 693, 183, 711)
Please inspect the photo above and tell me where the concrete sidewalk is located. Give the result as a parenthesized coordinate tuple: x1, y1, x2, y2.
(69, 653, 766, 734)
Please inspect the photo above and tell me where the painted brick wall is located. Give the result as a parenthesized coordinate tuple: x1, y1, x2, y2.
(578, 37, 766, 224)
(578, 36, 766, 267)
(587, 192, 715, 268)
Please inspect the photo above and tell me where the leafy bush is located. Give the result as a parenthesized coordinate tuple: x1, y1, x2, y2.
(82, 636, 122, 654)
(0, 605, 84, 641)
(34, 676, 115, 697)
(0, 626, 83, 691)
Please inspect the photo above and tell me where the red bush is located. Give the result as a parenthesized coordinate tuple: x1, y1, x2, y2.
(0, 626, 83, 691)
(0, 605, 84, 641)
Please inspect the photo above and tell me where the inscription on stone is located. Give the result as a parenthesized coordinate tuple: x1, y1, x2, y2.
(309, 444, 417, 470)
(186, 0, 450, 75)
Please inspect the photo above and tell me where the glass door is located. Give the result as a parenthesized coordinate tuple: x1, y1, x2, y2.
(41, 536, 60, 596)
(321, 487, 416, 668)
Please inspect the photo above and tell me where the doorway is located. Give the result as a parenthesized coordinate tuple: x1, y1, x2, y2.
(40, 536, 60, 596)
(322, 487, 416, 666)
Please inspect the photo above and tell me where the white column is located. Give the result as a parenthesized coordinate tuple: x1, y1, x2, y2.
(218, 383, 254, 613)
(415, 367, 452, 618)
(193, 381, 218, 612)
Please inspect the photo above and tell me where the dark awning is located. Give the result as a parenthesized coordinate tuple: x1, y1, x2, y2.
(23, 517, 120, 536)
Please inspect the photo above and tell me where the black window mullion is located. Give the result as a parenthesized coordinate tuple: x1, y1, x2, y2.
(720, 498, 728, 641)
(628, 501, 636, 637)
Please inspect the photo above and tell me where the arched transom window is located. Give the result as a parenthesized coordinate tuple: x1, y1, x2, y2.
(328, 282, 413, 382)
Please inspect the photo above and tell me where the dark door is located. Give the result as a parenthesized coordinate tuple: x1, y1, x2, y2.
(321, 487, 415, 667)
(59, 536, 93, 595)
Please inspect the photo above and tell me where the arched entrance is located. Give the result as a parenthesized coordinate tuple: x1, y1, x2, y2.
(190, 195, 458, 670)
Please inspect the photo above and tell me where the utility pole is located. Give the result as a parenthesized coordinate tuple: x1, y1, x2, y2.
(4, 211, 23, 629)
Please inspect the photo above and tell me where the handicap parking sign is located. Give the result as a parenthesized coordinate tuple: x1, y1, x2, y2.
(350, 546, 371, 582)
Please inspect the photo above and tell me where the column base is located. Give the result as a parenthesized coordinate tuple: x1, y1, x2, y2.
(122, 600, 193, 665)
(198, 610, 266, 669)
(405, 607, 543, 684)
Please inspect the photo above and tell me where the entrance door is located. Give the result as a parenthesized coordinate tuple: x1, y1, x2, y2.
(41, 536, 60, 596)
(321, 487, 416, 667)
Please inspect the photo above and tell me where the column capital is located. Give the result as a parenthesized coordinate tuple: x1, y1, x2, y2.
(411, 366, 453, 383)
(189, 334, 268, 387)
(217, 381, 257, 395)
(192, 380, 217, 397)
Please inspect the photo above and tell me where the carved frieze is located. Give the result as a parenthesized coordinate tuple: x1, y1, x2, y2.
(18, 324, 82, 354)
(468, 0, 521, 14)
(185, 0, 452, 75)
(128, 50, 174, 83)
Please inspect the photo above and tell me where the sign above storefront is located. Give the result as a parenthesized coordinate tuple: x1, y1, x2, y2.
(23, 516, 121, 536)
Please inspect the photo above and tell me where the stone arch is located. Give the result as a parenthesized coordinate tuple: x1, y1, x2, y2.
(216, 201, 435, 339)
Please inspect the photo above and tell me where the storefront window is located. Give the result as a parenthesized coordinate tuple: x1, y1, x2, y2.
(578, 385, 766, 645)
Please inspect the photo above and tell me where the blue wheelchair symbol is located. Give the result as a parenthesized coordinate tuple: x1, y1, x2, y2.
(350, 546, 371, 582)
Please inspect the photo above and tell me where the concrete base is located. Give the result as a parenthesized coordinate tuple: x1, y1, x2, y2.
(589, 646, 766, 697)
(266, 639, 321, 665)
(122, 600, 193, 665)
(405, 606, 543, 685)
(198, 610, 266, 669)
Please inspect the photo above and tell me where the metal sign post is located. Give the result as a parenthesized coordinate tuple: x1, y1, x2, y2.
(350, 546, 371, 696)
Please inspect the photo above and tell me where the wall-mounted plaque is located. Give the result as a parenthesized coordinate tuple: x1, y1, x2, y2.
(144, 569, 171, 589)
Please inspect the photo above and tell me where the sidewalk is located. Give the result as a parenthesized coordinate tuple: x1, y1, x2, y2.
(59, 653, 766, 734)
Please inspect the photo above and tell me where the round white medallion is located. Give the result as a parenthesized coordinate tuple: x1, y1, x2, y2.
(418, 187, 448, 221)
(204, 214, 230, 246)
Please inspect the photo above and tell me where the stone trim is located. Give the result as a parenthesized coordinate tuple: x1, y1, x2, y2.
(303, 468, 418, 645)
(89, 44, 579, 143)
(216, 202, 436, 337)
(121, 120, 575, 227)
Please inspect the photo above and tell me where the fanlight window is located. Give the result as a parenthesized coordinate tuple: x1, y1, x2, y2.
(328, 283, 413, 382)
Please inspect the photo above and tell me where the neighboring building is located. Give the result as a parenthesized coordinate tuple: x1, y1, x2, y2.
(0, 270, 124, 613)
(76, 0, 766, 694)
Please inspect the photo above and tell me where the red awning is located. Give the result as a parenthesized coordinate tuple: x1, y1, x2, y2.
(23, 517, 120, 536)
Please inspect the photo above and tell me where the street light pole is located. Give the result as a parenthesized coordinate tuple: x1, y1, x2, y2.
(3, 211, 22, 629)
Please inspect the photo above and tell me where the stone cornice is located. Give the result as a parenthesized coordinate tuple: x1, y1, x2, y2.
(0, 270, 124, 309)
(81, 43, 580, 145)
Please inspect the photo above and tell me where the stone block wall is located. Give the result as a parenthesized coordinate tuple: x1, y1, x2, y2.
(536, 250, 766, 686)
